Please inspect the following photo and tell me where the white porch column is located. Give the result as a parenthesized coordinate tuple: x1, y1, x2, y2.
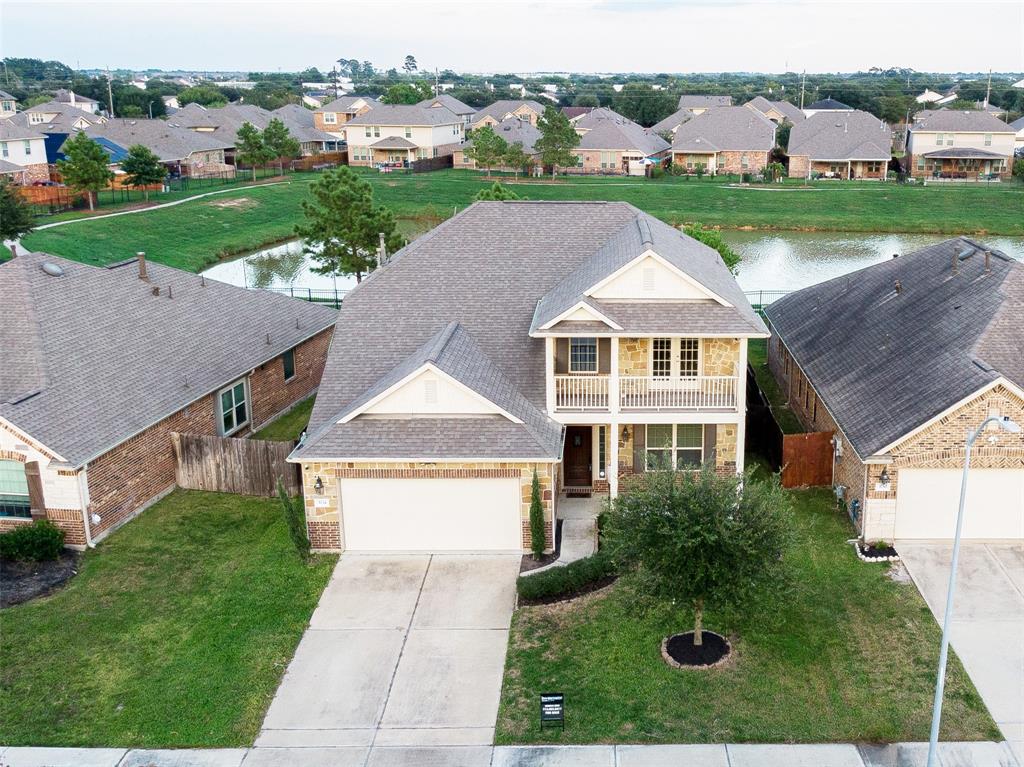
(736, 338, 748, 474)
(609, 419, 620, 498)
(545, 336, 555, 414)
(609, 336, 620, 415)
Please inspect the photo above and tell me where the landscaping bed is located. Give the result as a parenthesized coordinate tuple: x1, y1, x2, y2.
(0, 550, 81, 608)
(496, 488, 999, 744)
(0, 489, 336, 748)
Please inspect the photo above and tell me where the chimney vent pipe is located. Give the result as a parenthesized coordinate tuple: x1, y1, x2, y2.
(137, 252, 148, 281)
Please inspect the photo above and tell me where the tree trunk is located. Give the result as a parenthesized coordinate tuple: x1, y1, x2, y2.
(252, 167, 257, 182)
(144, 189, 150, 202)
(87, 191, 95, 211)
(693, 597, 704, 646)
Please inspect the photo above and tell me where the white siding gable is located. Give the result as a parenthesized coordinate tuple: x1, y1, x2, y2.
(589, 253, 721, 302)
(361, 367, 507, 418)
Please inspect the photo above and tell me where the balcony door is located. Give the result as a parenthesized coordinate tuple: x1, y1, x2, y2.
(651, 338, 700, 388)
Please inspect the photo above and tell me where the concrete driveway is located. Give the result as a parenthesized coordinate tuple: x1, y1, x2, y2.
(899, 543, 1024, 763)
(257, 553, 519, 761)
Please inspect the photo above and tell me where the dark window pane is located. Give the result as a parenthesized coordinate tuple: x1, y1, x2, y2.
(235, 402, 247, 427)
(282, 349, 296, 380)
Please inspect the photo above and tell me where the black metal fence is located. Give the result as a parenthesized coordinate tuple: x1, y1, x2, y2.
(263, 286, 348, 309)
(744, 290, 789, 313)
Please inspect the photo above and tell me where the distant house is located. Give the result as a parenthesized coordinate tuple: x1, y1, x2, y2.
(0, 252, 336, 548)
(907, 109, 1015, 180)
(313, 96, 380, 138)
(650, 109, 693, 137)
(0, 122, 49, 184)
(568, 109, 670, 175)
(53, 89, 101, 115)
(344, 104, 465, 168)
(453, 116, 541, 171)
(170, 103, 341, 157)
(802, 97, 853, 118)
(561, 106, 596, 121)
(470, 100, 547, 130)
(0, 90, 18, 119)
(916, 89, 945, 105)
(786, 110, 892, 180)
(80, 118, 234, 178)
(12, 102, 107, 163)
(419, 94, 475, 127)
(269, 103, 345, 154)
(670, 106, 776, 175)
(744, 96, 804, 125)
(677, 95, 732, 114)
(1011, 116, 1024, 152)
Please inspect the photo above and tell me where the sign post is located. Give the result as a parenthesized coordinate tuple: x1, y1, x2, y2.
(539, 692, 564, 731)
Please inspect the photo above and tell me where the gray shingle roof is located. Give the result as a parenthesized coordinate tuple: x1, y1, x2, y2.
(0, 122, 46, 141)
(1009, 116, 1024, 131)
(0, 90, 15, 101)
(0, 253, 337, 467)
(16, 102, 105, 131)
(806, 97, 852, 111)
(419, 94, 475, 116)
(463, 117, 541, 154)
(787, 110, 892, 160)
(296, 202, 763, 462)
(650, 109, 694, 135)
(316, 96, 380, 114)
(764, 238, 1023, 457)
(0, 159, 27, 174)
(745, 96, 804, 123)
(346, 104, 462, 127)
(370, 135, 418, 149)
(82, 119, 232, 162)
(671, 106, 775, 152)
(575, 112, 670, 155)
(912, 109, 1013, 133)
(678, 95, 732, 110)
(922, 147, 1009, 159)
(471, 100, 546, 124)
(168, 103, 337, 147)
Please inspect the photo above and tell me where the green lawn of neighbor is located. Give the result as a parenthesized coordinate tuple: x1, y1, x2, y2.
(0, 490, 336, 748)
(252, 397, 315, 442)
(22, 170, 1023, 273)
(748, 337, 804, 434)
(496, 487, 999, 744)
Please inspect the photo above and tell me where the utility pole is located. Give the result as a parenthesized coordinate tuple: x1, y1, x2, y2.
(984, 69, 991, 109)
(799, 71, 806, 110)
(106, 67, 115, 118)
(434, 67, 439, 97)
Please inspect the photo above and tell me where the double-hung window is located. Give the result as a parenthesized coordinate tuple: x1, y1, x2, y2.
(405, 127, 412, 138)
(0, 142, 7, 158)
(373, 126, 380, 138)
(0, 460, 31, 518)
(645, 425, 703, 471)
(218, 379, 249, 435)
(323, 112, 337, 124)
(569, 337, 598, 373)
(984, 133, 992, 146)
(282, 349, 296, 381)
(365, 126, 372, 138)
(936, 133, 944, 145)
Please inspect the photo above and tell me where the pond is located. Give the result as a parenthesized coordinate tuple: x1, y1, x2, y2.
(201, 231, 1024, 297)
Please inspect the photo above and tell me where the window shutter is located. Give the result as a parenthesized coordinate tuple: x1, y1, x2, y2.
(24, 461, 46, 520)
(703, 424, 717, 466)
(598, 338, 611, 374)
(554, 338, 569, 374)
(632, 424, 645, 473)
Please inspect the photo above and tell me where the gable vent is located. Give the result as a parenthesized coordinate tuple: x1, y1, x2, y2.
(642, 267, 656, 292)
(423, 378, 438, 404)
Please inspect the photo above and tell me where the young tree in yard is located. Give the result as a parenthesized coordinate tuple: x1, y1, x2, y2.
(466, 125, 508, 177)
(262, 118, 301, 174)
(295, 166, 403, 283)
(474, 181, 523, 201)
(604, 468, 793, 647)
(119, 144, 166, 201)
(764, 161, 785, 183)
(0, 178, 36, 243)
(535, 105, 580, 177)
(277, 479, 310, 561)
(683, 223, 741, 274)
(58, 131, 114, 211)
(529, 470, 546, 560)
(236, 121, 272, 180)
(502, 142, 532, 179)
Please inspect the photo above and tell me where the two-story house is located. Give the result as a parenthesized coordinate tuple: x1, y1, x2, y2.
(0, 121, 50, 184)
(418, 94, 475, 128)
(11, 101, 106, 163)
(290, 202, 767, 553)
(312, 96, 379, 139)
(470, 99, 547, 130)
(907, 109, 1015, 180)
(344, 104, 464, 168)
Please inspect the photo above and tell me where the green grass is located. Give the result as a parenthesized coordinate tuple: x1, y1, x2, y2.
(0, 490, 336, 748)
(22, 169, 1023, 273)
(748, 337, 804, 434)
(251, 397, 315, 442)
(496, 488, 999, 744)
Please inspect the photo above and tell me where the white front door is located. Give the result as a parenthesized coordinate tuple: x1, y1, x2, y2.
(340, 478, 523, 552)
(651, 337, 700, 387)
(894, 468, 1024, 540)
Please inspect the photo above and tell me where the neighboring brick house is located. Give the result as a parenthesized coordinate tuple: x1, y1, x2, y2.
(0, 252, 336, 548)
(744, 96, 805, 125)
(344, 104, 464, 167)
(292, 202, 767, 554)
(670, 106, 776, 175)
(567, 109, 670, 174)
(677, 95, 732, 115)
(906, 109, 1015, 180)
(786, 110, 892, 179)
(312, 96, 379, 138)
(765, 238, 1024, 543)
(0, 121, 50, 184)
(453, 116, 541, 171)
(169, 103, 342, 158)
(470, 99, 546, 130)
(78, 118, 234, 178)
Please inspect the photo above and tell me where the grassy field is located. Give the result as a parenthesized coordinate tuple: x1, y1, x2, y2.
(496, 488, 999, 745)
(251, 397, 315, 442)
(21, 169, 1023, 272)
(0, 490, 336, 747)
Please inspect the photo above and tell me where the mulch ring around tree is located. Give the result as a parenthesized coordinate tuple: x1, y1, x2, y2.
(0, 551, 81, 608)
(520, 519, 563, 574)
(662, 631, 733, 669)
(519, 575, 619, 607)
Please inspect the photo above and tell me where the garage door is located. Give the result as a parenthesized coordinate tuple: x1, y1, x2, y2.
(895, 469, 1024, 540)
(340, 478, 523, 552)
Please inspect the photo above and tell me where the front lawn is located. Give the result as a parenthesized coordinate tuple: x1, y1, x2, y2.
(497, 488, 998, 744)
(252, 396, 315, 442)
(0, 490, 336, 747)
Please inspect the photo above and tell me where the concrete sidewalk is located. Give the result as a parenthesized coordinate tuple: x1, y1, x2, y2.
(1, 742, 1017, 767)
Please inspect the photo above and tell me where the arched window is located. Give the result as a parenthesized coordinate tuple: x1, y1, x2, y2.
(0, 460, 31, 518)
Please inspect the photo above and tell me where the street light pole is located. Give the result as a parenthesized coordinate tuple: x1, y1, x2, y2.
(926, 415, 1021, 767)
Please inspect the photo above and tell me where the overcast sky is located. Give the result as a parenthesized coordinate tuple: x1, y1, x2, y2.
(2, 0, 1022, 75)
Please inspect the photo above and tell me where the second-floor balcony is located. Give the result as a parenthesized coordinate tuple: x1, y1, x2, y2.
(554, 374, 739, 412)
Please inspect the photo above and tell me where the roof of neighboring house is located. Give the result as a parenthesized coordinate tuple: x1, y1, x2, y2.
(805, 97, 852, 111)
(0, 252, 337, 468)
(81, 119, 233, 163)
(922, 147, 1009, 160)
(418, 94, 475, 116)
(764, 238, 1023, 457)
(169, 103, 337, 146)
(370, 135, 418, 149)
(0, 122, 46, 141)
(0, 159, 26, 174)
(572, 107, 624, 131)
(1009, 116, 1024, 130)
(316, 95, 380, 114)
(575, 113, 670, 155)
(561, 106, 596, 120)
(463, 117, 541, 154)
(787, 110, 892, 160)
(650, 108, 694, 135)
(346, 104, 462, 127)
(54, 89, 99, 104)
(17, 102, 106, 130)
(911, 108, 1013, 133)
(678, 95, 733, 110)
(0, 90, 16, 101)
(670, 106, 775, 153)
(294, 202, 764, 463)
(471, 99, 547, 124)
(744, 96, 804, 123)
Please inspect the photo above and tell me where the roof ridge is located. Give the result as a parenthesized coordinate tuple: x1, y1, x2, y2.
(635, 215, 654, 249)
(427, 321, 461, 363)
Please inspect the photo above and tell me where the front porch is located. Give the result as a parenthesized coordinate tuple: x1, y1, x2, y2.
(918, 149, 1009, 180)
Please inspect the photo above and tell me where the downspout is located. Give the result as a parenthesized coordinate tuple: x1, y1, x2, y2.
(78, 465, 96, 548)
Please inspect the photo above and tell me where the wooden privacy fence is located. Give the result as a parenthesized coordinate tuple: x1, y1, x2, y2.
(171, 432, 301, 497)
(781, 431, 834, 488)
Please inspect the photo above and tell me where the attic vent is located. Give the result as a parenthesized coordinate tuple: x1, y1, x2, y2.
(642, 267, 656, 292)
(423, 378, 438, 405)
(40, 262, 65, 277)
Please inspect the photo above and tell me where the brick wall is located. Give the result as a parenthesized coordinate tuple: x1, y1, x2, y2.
(787, 155, 810, 178)
(249, 328, 331, 429)
(717, 150, 770, 175)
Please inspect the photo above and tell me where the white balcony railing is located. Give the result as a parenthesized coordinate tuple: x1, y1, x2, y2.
(554, 375, 738, 411)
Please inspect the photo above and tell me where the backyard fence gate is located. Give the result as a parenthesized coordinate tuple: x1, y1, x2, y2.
(170, 432, 301, 497)
(781, 431, 834, 488)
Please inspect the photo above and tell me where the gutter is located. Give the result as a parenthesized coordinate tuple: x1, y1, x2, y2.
(77, 466, 95, 548)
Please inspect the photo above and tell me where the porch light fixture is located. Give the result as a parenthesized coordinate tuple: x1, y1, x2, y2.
(313, 475, 324, 494)
(622, 426, 630, 441)
(879, 468, 890, 486)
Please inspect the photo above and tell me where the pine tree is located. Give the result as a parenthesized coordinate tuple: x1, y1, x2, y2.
(535, 106, 580, 177)
(0, 178, 36, 243)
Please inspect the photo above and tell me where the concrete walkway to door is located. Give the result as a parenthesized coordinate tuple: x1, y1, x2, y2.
(899, 543, 1024, 764)
(256, 553, 519, 761)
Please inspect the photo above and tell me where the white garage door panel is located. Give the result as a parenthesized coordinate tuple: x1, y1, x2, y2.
(341, 478, 522, 552)
(895, 469, 1024, 540)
